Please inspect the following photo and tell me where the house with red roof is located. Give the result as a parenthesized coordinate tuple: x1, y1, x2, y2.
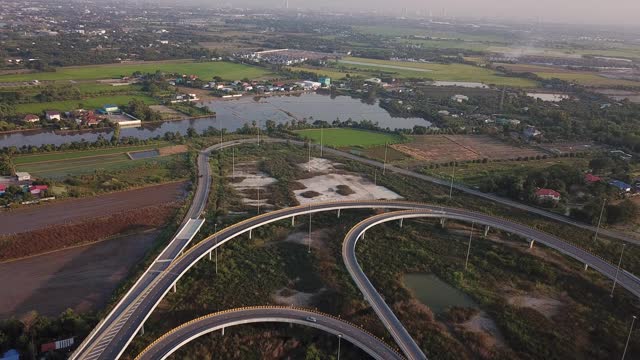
(585, 173, 602, 183)
(535, 188, 561, 202)
(29, 185, 48, 195)
(23, 114, 40, 123)
(0, 184, 6, 195)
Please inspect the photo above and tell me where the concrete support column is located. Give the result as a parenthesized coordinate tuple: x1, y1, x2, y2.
(529, 239, 535, 249)
(139, 324, 144, 336)
(361, 231, 365, 240)
(337, 209, 341, 218)
(440, 218, 447, 228)
(399, 218, 404, 228)
(483, 225, 490, 237)
(584, 263, 589, 271)
(209, 251, 212, 261)
(249, 229, 252, 240)
(291, 216, 295, 227)
(222, 327, 225, 336)
(172, 283, 177, 293)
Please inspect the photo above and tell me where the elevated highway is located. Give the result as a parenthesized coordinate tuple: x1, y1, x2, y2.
(135, 307, 404, 360)
(74, 200, 640, 360)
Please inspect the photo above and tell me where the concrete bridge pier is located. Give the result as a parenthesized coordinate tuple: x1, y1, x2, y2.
(221, 327, 225, 336)
(139, 323, 144, 336)
(291, 216, 295, 227)
(399, 218, 404, 228)
(337, 209, 341, 218)
(584, 263, 589, 271)
(483, 225, 490, 237)
(209, 250, 212, 261)
(172, 282, 177, 293)
(440, 218, 447, 228)
(249, 229, 252, 239)
(361, 231, 366, 240)
(529, 239, 535, 249)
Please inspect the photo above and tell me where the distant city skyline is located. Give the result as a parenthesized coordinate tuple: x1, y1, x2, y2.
(171, 0, 640, 27)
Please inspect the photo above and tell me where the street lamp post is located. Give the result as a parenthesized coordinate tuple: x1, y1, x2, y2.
(449, 162, 456, 199)
(465, 222, 475, 270)
(320, 126, 324, 157)
(214, 223, 218, 275)
(611, 243, 627, 297)
(337, 334, 342, 360)
(383, 142, 388, 175)
(594, 198, 606, 242)
(308, 209, 312, 253)
(622, 315, 637, 360)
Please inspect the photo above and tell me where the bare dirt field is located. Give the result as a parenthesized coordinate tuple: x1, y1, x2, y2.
(0, 230, 160, 319)
(294, 158, 402, 204)
(0, 182, 186, 236)
(149, 105, 189, 120)
(392, 135, 544, 163)
(228, 161, 277, 209)
(0, 204, 178, 261)
(537, 142, 602, 155)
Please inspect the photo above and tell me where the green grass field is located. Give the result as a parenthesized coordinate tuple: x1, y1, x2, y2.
(14, 143, 167, 165)
(0, 60, 273, 82)
(295, 128, 404, 148)
(16, 145, 177, 179)
(338, 57, 538, 87)
(15, 94, 158, 114)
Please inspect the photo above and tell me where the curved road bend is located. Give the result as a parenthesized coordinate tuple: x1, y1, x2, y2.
(135, 307, 403, 360)
(82, 201, 640, 360)
(71, 141, 240, 360)
(343, 209, 640, 360)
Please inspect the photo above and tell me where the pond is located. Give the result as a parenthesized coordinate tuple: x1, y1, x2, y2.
(403, 273, 479, 315)
(0, 93, 431, 148)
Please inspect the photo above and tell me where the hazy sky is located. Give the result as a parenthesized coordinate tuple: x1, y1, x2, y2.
(206, 0, 640, 26)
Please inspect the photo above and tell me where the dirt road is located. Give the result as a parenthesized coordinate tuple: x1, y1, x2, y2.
(0, 182, 187, 235)
(0, 231, 159, 319)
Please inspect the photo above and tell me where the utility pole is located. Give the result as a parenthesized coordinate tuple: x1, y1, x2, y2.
(308, 207, 312, 253)
(214, 223, 218, 275)
(320, 126, 324, 157)
(465, 222, 475, 270)
(337, 334, 342, 360)
(308, 141, 311, 173)
(622, 315, 637, 360)
(611, 243, 627, 297)
(257, 187, 261, 214)
(383, 142, 388, 175)
(374, 170, 377, 186)
(232, 147, 235, 180)
(257, 119, 261, 146)
(449, 162, 456, 199)
(594, 198, 606, 242)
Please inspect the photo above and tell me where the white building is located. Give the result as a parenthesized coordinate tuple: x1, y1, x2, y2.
(451, 94, 469, 103)
(16, 172, 31, 181)
(45, 111, 61, 121)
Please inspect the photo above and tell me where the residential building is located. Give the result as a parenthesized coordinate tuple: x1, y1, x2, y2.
(29, 184, 48, 195)
(523, 125, 542, 139)
(535, 188, 561, 202)
(585, 173, 602, 183)
(15, 172, 31, 181)
(319, 77, 331, 87)
(23, 114, 40, 123)
(0, 184, 6, 195)
(45, 111, 61, 121)
(609, 180, 632, 193)
(451, 94, 469, 103)
(102, 104, 119, 113)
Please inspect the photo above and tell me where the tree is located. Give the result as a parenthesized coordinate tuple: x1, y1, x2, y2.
(607, 200, 638, 224)
(589, 157, 614, 174)
(304, 345, 322, 360)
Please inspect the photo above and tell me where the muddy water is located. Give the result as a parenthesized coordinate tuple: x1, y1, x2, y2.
(403, 273, 479, 314)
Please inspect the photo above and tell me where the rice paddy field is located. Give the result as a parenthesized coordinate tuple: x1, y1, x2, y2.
(496, 63, 640, 87)
(295, 128, 405, 148)
(336, 57, 538, 87)
(0, 60, 273, 82)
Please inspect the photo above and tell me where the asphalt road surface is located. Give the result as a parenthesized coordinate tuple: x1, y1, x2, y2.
(135, 307, 403, 360)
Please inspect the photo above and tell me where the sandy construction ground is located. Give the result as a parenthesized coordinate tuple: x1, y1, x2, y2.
(0, 182, 186, 235)
(0, 231, 159, 319)
(294, 158, 402, 204)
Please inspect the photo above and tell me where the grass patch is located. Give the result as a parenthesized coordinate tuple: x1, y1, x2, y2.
(15, 94, 158, 114)
(0, 60, 273, 82)
(295, 128, 404, 148)
(13, 143, 167, 165)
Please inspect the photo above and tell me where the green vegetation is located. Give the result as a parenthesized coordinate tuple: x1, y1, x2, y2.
(295, 128, 405, 148)
(337, 57, 537, 87)
(13, 143, 166, 165)
(0, 60, 273, 82)
(15, 94, 158, 114)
